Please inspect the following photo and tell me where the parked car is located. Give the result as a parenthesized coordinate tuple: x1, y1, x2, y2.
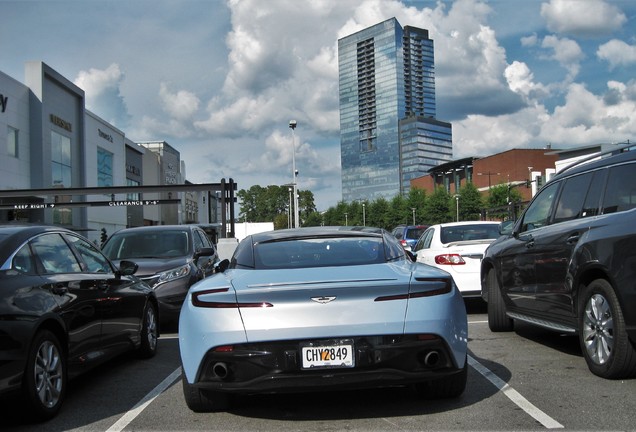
(0, 224, 158, 420)
(413, 221, 500, 298)
(179, 226, 468, 412)
(102, 225, 219, 325)
(391, 224, 429, 251)
(481, 146, 636, 379)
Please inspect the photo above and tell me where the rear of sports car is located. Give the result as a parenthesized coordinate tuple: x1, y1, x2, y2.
(179, 260, 468, 411)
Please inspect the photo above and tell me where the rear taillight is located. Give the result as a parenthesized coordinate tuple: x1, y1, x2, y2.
(435, 254, 466, 265)
(192, 289, 273, 308)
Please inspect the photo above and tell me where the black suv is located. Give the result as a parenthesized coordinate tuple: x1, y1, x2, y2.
(481, 146, 636, 379)
(102, 225, 219, 325)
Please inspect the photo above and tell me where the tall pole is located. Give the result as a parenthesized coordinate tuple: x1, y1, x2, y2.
(289, 120, 299, 228)
(362, 203, 366, 226)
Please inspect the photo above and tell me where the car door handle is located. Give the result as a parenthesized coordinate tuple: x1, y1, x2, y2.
(566, 234, 580, 244)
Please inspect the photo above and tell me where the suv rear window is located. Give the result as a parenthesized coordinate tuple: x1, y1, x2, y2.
(602, 163, 636, 214)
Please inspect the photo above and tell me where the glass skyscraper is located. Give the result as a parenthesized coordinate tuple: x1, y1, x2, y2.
(338, 18, 452, 202)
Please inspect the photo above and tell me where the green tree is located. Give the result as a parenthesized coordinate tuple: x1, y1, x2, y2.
(237, 185, 316, 226)
(423, 187, 452, 224)
(486, 183, 523, 220)
(456, 182, 483, 221)
(388, 194, 409, 227)
(303, 211, 324, 227)
(367, 197, 391, 228)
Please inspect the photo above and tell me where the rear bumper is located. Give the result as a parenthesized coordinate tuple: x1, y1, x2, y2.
(189, 334, 463, 394)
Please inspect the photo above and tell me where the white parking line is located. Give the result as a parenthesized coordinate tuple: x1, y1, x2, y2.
(105, 367, 182, 432)
(468, 355, 564, 429)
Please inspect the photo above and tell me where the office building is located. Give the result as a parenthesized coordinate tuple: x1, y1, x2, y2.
(338, 18, 452, 202)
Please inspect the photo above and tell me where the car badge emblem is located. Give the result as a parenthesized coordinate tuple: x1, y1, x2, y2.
(311, 296, 336, 304)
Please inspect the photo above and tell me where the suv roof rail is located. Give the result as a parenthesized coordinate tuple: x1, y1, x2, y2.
(560, 140, 635, 174)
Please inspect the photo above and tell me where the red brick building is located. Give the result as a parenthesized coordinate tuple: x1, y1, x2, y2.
(410, 148, 560, 202)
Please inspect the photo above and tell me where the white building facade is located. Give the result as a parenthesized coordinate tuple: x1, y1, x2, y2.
(0, 61, 219, 245)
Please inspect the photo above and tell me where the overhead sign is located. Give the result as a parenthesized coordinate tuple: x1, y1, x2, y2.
(1, 199, 182, 211)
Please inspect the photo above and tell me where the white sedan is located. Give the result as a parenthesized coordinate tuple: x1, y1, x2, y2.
(412, 221, 500, 298)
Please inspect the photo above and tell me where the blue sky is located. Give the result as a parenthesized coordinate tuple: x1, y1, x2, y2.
(2, 0, 636, 211)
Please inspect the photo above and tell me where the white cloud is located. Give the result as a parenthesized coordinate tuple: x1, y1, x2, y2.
(597, 39, 636, 70)
(73, 63, 130, 127)
(159, 83, 200, 122)
(541, 35, 584, 80)
(504, 61, 549, 102)
(541, 0, 627, 36)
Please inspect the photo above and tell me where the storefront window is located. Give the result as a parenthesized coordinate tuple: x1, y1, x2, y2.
(97, 147, 113, 187)
(51, 131, 71, 187)
(51, 131, 72, 225)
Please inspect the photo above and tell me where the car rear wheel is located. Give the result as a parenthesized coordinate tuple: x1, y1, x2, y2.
(23, 330, 67, 420)
(578, 279, 636, 379)
(137, 302, 158, 359)
(181, 372, 230, 412)
(486, 269, 513, 332)
(414, 356, 467, 399)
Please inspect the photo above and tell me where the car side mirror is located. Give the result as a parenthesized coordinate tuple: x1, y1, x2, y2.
(405, 250, 417, 262)
(215, 259, 230, 273)
(194, 247, 216, 260)
(118, 260, 139, 276)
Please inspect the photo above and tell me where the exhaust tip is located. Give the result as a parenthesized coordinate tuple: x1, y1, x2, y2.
(423, 350, 440, 367)
(213, 362, 229, 379)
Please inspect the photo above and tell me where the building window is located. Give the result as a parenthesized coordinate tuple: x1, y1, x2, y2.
(97, 147, 113, 187)
(51, 131, 72, 225)
(7, 127, 18, 157)
(127, 178, 140, 201)
(51, 131, 71, 187)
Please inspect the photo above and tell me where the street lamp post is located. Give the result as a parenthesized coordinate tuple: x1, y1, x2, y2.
(411, 207, 416, 225)
(455, 195, 460, 222)
(362, 203, 366, 226)
(344, 212, 348, 226)
(288, 187, 292, 229)
(289, 120, 299, 228)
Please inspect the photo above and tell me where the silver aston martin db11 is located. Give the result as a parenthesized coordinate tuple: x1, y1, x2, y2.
(179, 227, 468, 411)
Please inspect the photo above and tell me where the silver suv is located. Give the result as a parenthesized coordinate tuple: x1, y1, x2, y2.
(481, 145, 636, 379)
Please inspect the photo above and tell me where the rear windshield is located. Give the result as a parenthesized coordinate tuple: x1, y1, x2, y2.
(405, 227, 426, 240)
(253, 237, 386, 269)
(440, 224, 500, 244)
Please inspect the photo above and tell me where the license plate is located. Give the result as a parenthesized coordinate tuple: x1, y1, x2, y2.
(301, 342, 354, 369)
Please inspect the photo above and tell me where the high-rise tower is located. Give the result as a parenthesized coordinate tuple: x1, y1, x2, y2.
(338, 18, 452, 202)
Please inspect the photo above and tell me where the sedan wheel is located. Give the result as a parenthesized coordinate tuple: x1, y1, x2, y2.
(24, 330, 67, 420)
(579, 279, 636, 379)
(138, 303, 158, 358)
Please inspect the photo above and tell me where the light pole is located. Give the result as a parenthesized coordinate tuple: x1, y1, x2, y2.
(362, 203, 366, 226)
(288, 186, 292, 229)
(344, 212, 348, 226)
(455, 195, 460, 222)
(289, 120, 299, 228)
(411, 207, 416, 225)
